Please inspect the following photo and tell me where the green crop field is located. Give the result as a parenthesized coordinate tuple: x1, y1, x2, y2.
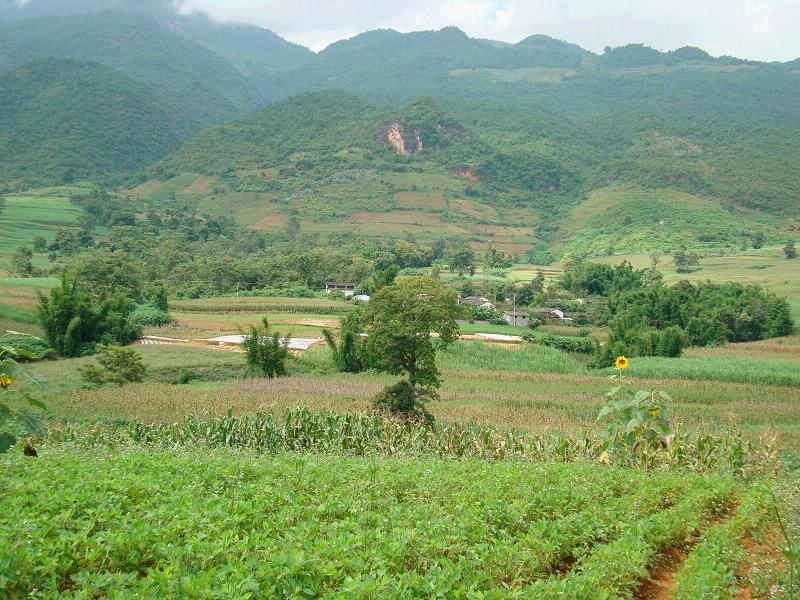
(2, 448, 764, 599)
(0, 190, 84, 262)
(170, 295, 353, 314)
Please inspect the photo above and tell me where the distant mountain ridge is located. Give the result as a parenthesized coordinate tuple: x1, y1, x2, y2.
(0, 58, 191, 187)
(0, 0, 798, 249)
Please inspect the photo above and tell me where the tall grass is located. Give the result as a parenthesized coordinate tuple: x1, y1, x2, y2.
(0, 301, 38, 325)
(599, 355, 800, 387)
(438, 340, 587, 374)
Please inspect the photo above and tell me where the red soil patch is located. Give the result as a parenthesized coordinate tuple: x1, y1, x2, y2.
(637, 547, 689, 600)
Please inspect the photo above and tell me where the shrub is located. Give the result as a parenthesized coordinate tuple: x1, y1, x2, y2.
(241, 319, 289, 379)
(467, 304, 506, 325)
(37, 274, 140, 357)
(525, 333, 595, 353)
(128, 304, 171, 329)
(591, 324, 686, 367)
(1, 336, 53, 361)
(373, 380, 433, 422)
(323, 311, 365, 373)
(78, 344, 147, 387)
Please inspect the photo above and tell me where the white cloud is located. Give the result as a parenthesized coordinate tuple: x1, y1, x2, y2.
(176, 0, 800, 61)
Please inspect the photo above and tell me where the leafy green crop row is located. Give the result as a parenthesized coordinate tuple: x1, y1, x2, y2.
(0, 447, 743, 598)
(672, 487, 773, 599)
(169, 296, 353, 315)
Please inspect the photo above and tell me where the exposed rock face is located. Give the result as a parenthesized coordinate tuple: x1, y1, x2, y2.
(381, 121, 423, 155)
(452, 166, 480, 182)
(378, 96, 472, 157)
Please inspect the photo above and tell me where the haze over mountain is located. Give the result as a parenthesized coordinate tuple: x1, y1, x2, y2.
(0, 1, 798, 255)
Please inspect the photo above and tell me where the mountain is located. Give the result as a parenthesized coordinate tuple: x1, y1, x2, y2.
(0, 0, 313, 77)
(0, 11, 797, 255)
(0, 12, 267, 126)
(274, 27, 593, 104)
(0, 58, 191, 188)
(163, 14, 313, 76)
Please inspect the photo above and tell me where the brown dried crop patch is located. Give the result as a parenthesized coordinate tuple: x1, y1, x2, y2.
(273, 317, 340, 328)
(180, 175, 218, 195)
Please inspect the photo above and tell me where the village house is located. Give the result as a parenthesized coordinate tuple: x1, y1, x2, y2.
(531, 307, 573, 324)
(325, 282, 357, 297)
(504, 311, 530, 327)
(457, 296, 495, 309)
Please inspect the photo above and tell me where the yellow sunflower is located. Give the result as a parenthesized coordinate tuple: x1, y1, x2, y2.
(0, 374, 12, 389)
(649, 407, 661, 417)
(615, 355, 629, 370)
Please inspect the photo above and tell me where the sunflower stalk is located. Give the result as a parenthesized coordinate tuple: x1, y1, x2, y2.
(0, 330, 48, 452)
(596, 356, 673, 468)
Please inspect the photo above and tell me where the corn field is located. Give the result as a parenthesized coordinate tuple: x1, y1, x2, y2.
(52, 407, 781, 477)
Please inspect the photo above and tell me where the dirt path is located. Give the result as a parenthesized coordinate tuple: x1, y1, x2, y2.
(637, 547, 689, 599)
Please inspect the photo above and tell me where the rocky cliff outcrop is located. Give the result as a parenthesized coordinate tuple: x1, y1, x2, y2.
(381, 121, 423, 155)
(452, 166, 480, 182)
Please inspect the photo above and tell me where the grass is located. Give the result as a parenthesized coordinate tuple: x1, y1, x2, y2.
(1, 446, 745, 598)
(438, 340, 586, 373)
(16, 337, 800, 453)
(556, 186, 783, 255)
(0, 301, 37, 325)
(599, 354, 800, 387)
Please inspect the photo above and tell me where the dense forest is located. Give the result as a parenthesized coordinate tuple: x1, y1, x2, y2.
(0, 59, 191, 187)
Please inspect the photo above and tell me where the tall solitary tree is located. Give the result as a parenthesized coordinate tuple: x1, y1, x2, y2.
(10, 245, 34, 277)
(364, 277, 459, 419)
(446, 241, 475, 277)
(241, 319, 289, 379)
(673, 247, 699, 274)
(784, 240, 797, 260)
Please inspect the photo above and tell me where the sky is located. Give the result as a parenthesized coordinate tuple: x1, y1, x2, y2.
(173, 0, 800, 61)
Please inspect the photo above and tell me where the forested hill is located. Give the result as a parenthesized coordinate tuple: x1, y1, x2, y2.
(0, 59, 191, 188)
(0, 12, 267, 127)
(0, 0, 314, 77)
(157, 89, 578, 200)
(1, 3, 799, 234)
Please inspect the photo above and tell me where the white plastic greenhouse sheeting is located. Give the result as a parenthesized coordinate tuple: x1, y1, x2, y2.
(198, 335, 321, 350)
(474, 333, 523, 342)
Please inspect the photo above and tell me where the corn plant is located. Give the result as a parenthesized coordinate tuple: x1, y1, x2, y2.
(52, 406, 777, 476)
